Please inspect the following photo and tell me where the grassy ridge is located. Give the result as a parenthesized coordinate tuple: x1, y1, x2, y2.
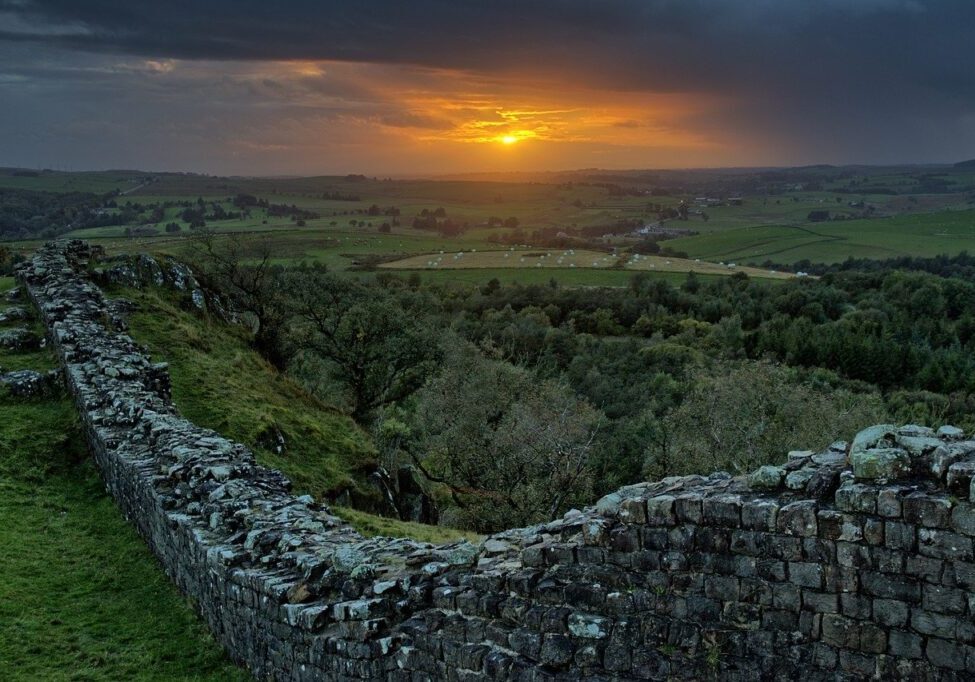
(0, 276, 246, 681)
(119, 283, 474, 543)
(121, 285, 377, 501)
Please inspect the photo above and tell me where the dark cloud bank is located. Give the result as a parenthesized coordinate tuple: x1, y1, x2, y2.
(0, 0, 973, 172)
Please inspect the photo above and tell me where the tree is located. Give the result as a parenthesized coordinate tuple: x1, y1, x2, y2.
(283, 271, 442, 420)
(410, 342, 602, 531)
(654, 361, 886, 476)
(192, 231, 290, 368)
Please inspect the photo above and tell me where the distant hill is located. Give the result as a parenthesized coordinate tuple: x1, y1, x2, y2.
(954, 159, 975, 170)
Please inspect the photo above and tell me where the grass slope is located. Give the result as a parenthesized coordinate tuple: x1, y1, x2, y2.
(121, 286, 377, 501)
(0, 276, 246, 681)
(119, 283, 473, 543)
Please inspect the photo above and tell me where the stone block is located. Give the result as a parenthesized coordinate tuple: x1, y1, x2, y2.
(922, 585, 967, 615)
(821, 614, 858, 649)
(645, 495, 676, 526)
(567, 613, 611, 640)
(862, 572, 920, 602)
(885, 520, 916, 551)
(937, 425, 965, 439)
(834, 483, 876, 514)
(777, 500, 818, 537)
(888, 630, 923, 659)
(946, 461, 975, 497)
(801, 591, 838, 613)
(926, 638, 968, 671)
(851, 424, 898, 454)
(539, 634, 575, 668)
(851, 448, 910, 481)
(618, 497, 647, 524)
(873, 599, 909, 628)
(903, 494, 952, 528)
(918, 528, 973, 561)
(876, 486, 904, 517)
(673, 494, 703, 524)
(931, 441, 975, 479)
(911, 609, 957, 638)
(904, 555, 944, 583)
(701, 495, 741, 527)
(748, 466, 784, 490)
(788, 562, 823, 589)
(704, 575, 740, 602)
(741, 499, 778, 531)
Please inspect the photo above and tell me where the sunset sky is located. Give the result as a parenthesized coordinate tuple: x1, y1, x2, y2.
(1, 1, 973, 175)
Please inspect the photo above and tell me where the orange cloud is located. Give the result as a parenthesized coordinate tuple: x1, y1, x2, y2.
(156, 58, 745, 173)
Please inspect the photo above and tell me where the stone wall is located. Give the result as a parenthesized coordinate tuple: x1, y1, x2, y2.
(17, 240, 975, 680)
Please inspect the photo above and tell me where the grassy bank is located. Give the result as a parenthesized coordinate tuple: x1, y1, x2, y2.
(119, 283, 473, 543)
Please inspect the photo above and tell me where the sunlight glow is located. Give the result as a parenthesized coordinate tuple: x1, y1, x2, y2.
(501, 135, 519, 145)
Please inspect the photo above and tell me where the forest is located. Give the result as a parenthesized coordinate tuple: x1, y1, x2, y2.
(193, 240, 975, 532)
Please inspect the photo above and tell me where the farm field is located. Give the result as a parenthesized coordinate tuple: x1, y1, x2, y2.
(669, 209, 975, 265)
(380, 248, 796, 280)
(4, 165, 975, 287)
(0, 169, 150, 194)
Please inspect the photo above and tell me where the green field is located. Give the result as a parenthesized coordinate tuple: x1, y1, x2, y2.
(0, 169, 150, 194)
(381, 248, 795, 279)
(669, 210, 975, 264)
(5, 166, 975, 286)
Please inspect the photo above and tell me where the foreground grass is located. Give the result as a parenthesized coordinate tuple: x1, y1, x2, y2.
(0, 281, 246, 681)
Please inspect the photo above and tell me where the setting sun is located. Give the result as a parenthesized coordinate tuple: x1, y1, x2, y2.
(501, 135, 518, 145)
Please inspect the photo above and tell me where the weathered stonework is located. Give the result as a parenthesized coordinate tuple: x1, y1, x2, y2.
(17, 240, 975, 680)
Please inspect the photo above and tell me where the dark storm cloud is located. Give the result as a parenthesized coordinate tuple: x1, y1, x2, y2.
(1, 0, 971, 95)
(0, 0, 973, 170)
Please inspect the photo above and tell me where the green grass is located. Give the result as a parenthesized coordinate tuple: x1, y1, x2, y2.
(377, 266, 694, 287)
(333, 507, 483, 544)
(120, 286, 377, 502)
(0, 282, 247, 681)
(0, 169, 150, 194)
(669, 209, 975, 265)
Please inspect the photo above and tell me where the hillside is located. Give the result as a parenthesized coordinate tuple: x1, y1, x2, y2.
(16, 244, 975, 680)
(0, 267, 476, 678)
(108, 277, 477, 543)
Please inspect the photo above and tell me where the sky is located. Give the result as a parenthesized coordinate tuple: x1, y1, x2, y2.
(0, 0, 973, 175)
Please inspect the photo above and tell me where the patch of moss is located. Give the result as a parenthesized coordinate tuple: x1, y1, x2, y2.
(333, 506, 483, 544)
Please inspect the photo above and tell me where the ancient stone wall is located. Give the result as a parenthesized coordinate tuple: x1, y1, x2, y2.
(17, 240, 975, 680)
